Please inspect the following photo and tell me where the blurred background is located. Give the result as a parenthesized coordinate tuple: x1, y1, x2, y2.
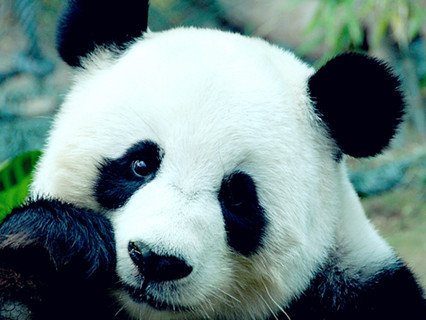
(0, 0, 425, 285)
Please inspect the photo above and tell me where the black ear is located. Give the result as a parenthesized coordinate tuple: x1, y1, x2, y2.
(57, 0, 149, 67)
(308, 53, 405, 158)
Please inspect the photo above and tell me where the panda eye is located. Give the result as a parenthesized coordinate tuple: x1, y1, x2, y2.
(218, 171, 267, 256)
(219, 172, 255, 211)
(131, 159, 151, 177)
(96, 140, 163, 209)
(222, 183, 244, 208)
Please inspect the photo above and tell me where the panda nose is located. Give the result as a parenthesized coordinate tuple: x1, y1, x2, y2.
(128, 241, 193, 282)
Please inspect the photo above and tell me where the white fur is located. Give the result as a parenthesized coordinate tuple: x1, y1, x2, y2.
(31, 28, 395, 319)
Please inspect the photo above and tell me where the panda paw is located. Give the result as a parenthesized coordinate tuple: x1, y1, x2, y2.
(0, 198, 117, 320)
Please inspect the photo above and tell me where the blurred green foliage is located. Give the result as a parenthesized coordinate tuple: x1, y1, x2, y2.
(299, 0, 426, 63)
(0, 150, 41, 222)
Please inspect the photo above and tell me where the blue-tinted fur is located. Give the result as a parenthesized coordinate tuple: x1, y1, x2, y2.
(0, 199, 118, 320)
(280, 260, 426, 320)
(1, 200, 424, 319)
(0, 1, 421, 319)
(309, 53, 405, 158)
(57, 0, 149, 67)
(218, 172, 267, 256)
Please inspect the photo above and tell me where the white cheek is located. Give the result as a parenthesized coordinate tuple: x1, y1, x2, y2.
(111, 181, 232, 301)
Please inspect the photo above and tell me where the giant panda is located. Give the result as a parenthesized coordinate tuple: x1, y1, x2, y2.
(0, 1, 425, 319)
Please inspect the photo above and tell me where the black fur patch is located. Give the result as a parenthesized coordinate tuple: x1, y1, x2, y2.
(281, 260, 426, 320)
(308, 53, 405, 158)
(0, 198, 118, 320)
(218, 172, 267, 256)
(95, 140, 163, 209)
(57, 0, 149, 67)
(0, 199, 115, 277)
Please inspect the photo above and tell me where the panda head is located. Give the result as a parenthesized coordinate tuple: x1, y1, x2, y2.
(31, 1, 404, 319)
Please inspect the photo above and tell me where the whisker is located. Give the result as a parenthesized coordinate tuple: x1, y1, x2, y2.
(204, 285, 235, 308)
(215, 287, 242, 304)
(262, 282, 292, 320)
(198, 301, 212, 319)
(113, 305, 126, 318)
(257, 291, 279, 320)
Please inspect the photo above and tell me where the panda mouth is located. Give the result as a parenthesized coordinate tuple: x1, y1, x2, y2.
(124, 285, 191, 312)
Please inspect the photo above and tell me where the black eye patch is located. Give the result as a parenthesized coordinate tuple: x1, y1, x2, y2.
(94, 141, 163, 209)
(218, 172, 267, 256)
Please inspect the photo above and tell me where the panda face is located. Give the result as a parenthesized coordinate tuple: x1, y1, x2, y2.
(31, 28, 343, 319)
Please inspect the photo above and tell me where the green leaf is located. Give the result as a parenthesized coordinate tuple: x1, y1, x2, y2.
(408, 6, 426, 41)
(0, 150, 42, 223)
(304, 0, 327, 35)
(371, 14, 390, 48)
(347, 10, 363, 46)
